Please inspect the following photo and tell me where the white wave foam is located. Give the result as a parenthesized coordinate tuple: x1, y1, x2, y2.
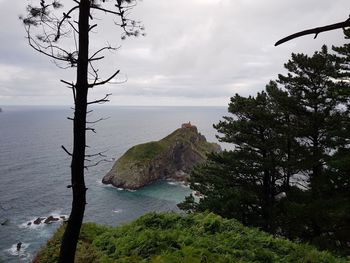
(19, 213, 68, 229)
(180, 182, 190, 188)
(167, 180, 189, 188)
(95, 180, 137, 192)
(5, 242, 32, 261)
(112, 186, 136, 192)
(112, 209, 123, 213)
(96, 180, 116, 189)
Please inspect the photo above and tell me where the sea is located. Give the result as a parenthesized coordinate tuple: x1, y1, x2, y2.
(0, 105, 227, 262)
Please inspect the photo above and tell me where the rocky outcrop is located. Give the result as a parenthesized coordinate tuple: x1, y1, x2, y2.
(102, 123, 221, 189)
(27, 215, 67, 226)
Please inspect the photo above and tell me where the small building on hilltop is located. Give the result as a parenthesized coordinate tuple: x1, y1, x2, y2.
(181, 122, 195, 129)
(181, 122, 198, 134)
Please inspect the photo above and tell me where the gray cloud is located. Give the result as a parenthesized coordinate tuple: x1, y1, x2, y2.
(0, 0, 349, 105)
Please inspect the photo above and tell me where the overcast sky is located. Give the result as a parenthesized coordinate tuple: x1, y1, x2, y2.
(0, 0, 349, 106)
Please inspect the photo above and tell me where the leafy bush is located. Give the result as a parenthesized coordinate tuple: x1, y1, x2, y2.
(34, 213, 347, 263)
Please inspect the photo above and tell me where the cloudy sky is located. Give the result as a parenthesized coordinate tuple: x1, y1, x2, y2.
(0, 0, 349, 106)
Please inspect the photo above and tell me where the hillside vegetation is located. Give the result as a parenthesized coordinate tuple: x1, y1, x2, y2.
(102, 125, 221, 189)
(33, 212, 347, 263)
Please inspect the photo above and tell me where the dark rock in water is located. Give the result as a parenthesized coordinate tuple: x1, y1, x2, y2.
(17, 242, 22, 251)
(27, 222, 32, 226)
(103, 122, 221, 189)
(44, 216, 59, 224)
(33, 217, 44, 225)
(1, 219, 9, 226)
(60, 216, 66, 220)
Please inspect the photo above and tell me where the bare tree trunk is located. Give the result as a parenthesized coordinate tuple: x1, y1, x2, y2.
(59, 1, 90, 262)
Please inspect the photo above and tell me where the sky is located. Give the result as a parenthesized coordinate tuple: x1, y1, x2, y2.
(0, 0, 349, 106)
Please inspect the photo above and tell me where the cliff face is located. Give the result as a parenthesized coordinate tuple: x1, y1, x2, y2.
(102, 125, 221, 189)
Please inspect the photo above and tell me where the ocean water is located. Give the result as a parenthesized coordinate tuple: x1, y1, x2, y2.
(0, 106, 227, 262)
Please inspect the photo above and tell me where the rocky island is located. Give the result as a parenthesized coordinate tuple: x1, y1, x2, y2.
(102, 122, 221, 189)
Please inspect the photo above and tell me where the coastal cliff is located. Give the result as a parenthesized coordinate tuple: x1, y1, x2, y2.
(102, 123, 221, 189)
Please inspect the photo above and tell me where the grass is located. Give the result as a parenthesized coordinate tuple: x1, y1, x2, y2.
(116, 128, 218, 174)
(33, 212, 348, 263)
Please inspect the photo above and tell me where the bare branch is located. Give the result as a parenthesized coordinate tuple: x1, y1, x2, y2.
(89, 70, 120, 87)
(88, 61, 99, 86)
(84, 159, 112, 170)
(85, 150, 108, 158)
(90, 5, 121, 16)
(89, 24, 97, 32)
(26, 26, 73, 63)
(55, 5, 79, 41)
(86, 127, 96, 133)
(61, 79, 77, 102)
(87, 93, 111, 105)
(89, 56, 105, 61)
(86, 117, 110, 124)
(275, 17, 350, 46)
(89, 45, 120, 61)
(61, 145, 72, 156)
(67, 20, 79, 34)
(60, 79, 75, 87)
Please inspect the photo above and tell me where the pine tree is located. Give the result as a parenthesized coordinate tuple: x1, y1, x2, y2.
(180, 92, 287, 232)
(273, 45, 350, 250)
(180, 43, 350, 253)
(277, 45, 345, 195)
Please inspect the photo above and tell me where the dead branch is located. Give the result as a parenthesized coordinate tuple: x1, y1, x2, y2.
(60, 79, 75, 87)
(55, 5, 79, 41)
(85, 150, 108, 158)
(84, 159, 112, 170)
(61, 79, 76, 102)
(61, 145, 72, 156)
(91, 4, 121, 16)
(86, 117, 110, 124)
(67, 20, 79, 34)
(26, 26, 73, 63)
(89, 45, 120, 61)
(89, 70, 120, 87)
(87, 94, 111, 105)
(88, 61, 99, 85)
(86, 127, 96, 133)
(275, 17, 350, 46)
(89, 24, 97, 32)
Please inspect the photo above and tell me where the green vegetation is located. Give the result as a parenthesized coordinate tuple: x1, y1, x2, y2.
(116, 127, 219, 175)
(33, 213, 347, 263)
(120, 128, 211, 163)
(125, 142, 167, 161)
(179, 31, 350, 255)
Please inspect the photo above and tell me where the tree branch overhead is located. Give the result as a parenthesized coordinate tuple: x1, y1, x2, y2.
(275, 17, 350, 46)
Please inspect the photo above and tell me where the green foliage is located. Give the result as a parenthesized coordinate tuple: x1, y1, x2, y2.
(116, 127, 219, 174)
(34, 213, 346, 263)
(180, 40, 350, 255)
(123, 142, 167, 162)
(33, 223, 108, 263)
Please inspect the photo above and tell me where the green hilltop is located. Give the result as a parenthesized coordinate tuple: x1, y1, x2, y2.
(102, 124, 221, 189)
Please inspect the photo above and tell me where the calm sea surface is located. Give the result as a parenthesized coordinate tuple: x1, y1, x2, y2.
(0, 106, 227, 262)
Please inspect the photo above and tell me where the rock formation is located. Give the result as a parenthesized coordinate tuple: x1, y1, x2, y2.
(102, 123, 221, 189)
(28, 215, 66, 226)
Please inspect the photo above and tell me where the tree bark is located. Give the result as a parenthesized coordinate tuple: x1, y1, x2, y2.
(58, 1, 90, 262)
